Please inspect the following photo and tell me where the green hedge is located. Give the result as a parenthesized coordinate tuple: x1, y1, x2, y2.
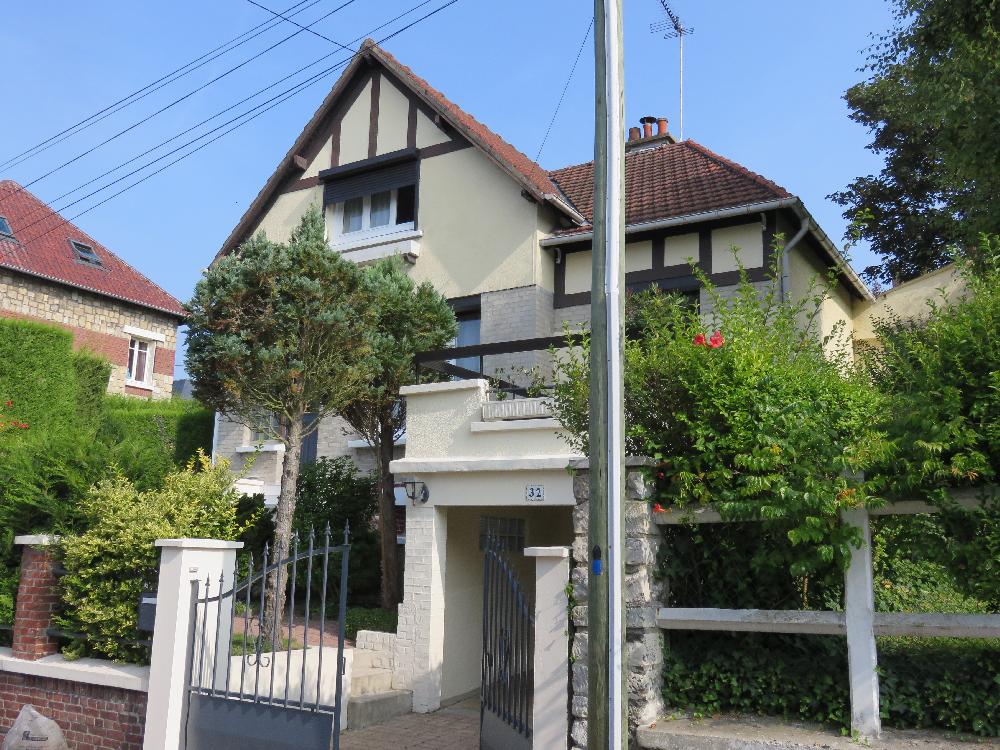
(343, 607, 397, 641)
(72, 351, 111, 423)
(0, 319, 77, 432)
(98, 396, 214, 490)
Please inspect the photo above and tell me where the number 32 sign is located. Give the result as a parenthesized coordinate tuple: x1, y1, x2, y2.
(525, 484, 545, 501)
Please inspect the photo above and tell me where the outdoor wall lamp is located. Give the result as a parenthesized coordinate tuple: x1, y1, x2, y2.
(403, 480, 429, 504)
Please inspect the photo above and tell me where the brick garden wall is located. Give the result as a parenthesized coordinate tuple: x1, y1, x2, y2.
(0, 269, 178, 398)
(0, 673, 147, 750)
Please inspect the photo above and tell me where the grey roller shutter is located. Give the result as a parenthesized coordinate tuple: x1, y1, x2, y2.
(324, 160, 419, 206)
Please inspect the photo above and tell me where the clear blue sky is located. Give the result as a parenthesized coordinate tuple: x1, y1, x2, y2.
(2, 0, 894, 378)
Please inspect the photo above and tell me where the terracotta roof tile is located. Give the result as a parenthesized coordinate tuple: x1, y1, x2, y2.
(549, 139, 793, 234)
(0, 181, 185, 317)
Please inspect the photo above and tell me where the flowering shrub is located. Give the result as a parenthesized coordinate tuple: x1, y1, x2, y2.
(551, 259, 889, 576)
(0, 399, 29, 434)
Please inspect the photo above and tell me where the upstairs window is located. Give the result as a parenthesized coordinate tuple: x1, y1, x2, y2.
(332, 186, 415, 239)
(70, 240, 102, 267)
(0, 216, 13, 239)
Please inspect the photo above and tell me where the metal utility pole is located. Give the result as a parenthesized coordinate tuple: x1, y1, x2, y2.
(650, 2, 694, 140)
(588, 0, 626, 747)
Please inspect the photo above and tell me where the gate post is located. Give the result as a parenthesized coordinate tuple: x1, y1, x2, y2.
(143, 539, 243, 750)
(525, 546, 571, 750)
(842, 509, 881, 739)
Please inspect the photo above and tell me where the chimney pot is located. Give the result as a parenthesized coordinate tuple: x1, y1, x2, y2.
(657, 117, 668, 136)
(640, 116, 655, 138)
(628, 126, 641, 141)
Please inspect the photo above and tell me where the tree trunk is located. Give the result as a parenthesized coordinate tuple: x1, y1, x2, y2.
(377, 420, 401, 610)
(262, 415, 303, 643)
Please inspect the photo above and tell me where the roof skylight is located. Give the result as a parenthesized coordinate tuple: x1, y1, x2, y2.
(0, 216, 13, 238)
(70, 240, 102, 267)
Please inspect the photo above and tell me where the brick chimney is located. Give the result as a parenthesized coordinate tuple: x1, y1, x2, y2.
(657, 117, 669, 136)
(628, 126, 641, 142)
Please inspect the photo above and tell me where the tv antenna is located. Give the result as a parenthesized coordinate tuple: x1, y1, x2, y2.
(649, 2, 693, 140)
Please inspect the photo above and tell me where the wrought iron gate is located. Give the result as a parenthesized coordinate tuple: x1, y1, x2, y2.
(183, 525, 350, 750)
(480, 534, 534, 750)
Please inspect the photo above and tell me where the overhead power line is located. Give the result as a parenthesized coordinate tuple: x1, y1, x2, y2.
(1, 0, 360, 202)
(245, 0, 355, 51)
(535, 17, 594, 162)
(13, 0, 460, 247)
(0, 0, 324, 171)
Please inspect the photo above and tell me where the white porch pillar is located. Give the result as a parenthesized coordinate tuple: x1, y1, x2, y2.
(525, 546, 571, 750)
(143, 539, 243, 750)
(842, 509, 881, 738)
(393, 503, 448, 712)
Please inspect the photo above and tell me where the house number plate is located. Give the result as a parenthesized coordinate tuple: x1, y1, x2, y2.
(525, 484, 545, 501)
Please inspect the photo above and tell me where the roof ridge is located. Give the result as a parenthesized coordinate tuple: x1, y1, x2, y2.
(682, 140, 791, 198)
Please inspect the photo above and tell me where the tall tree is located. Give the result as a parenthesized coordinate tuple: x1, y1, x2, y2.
(185, 206, 372, 629)
(339, 258, 456, 609)
(831, 0, 1000, 286)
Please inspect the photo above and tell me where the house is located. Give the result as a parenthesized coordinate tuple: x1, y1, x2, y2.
(0, 181, 185, 398)
(211, 39, 874, 503)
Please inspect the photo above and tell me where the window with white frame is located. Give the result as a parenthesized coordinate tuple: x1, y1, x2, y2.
(126, 337, 155, 386)
(332, 185, 415, 240)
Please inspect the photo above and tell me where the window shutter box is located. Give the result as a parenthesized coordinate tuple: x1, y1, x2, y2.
(321, 149, 419, 206)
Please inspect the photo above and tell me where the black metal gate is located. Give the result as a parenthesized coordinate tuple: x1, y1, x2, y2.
(183, 525, 350, 750)
(480, 535, 534, 750)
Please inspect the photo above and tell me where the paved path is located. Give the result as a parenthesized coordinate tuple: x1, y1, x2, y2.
(340, 701, 480, 750)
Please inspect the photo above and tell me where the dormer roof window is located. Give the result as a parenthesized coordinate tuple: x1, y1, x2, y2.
(70, 239, 102, 267)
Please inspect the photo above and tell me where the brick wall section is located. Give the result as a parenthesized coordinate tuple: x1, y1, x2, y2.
(10, 547, 60, 661)
(568, 459, 665, 748)
(0, 673, 146, 750)
(0, 270, 179, 398)
(480, 285, 555, 381)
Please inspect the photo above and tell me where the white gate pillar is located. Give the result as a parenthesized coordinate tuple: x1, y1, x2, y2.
(525, 546, 571, 750)
(393, 504, 448, 712)
(842, 509, 881, 738)
(143, 539, 243, 750)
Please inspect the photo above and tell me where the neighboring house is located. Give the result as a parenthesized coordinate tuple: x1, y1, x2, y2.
(0, 181, 185, 398)
(211, 39, 873, 501)
(172, 377, 195, 400)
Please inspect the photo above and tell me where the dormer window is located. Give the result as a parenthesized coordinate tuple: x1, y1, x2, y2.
(333, 186, 415, 239)
(0, 216, 13, 239)
(70, 240, 102, 267)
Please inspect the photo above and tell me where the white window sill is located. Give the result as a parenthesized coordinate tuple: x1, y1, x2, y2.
(234, 444, 286, 453)
(330, 228, 422, 263)
(125, 379, 155, 392)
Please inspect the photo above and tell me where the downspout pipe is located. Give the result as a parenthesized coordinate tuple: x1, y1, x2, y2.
(781, 211, 811, 302)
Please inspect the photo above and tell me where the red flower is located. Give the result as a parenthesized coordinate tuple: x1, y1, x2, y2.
(3, 400, 11, 407)
(693, 333, 707, 346)
(709, 330, 725, 348)
(19, 423, 29, 429)
(656, 471, 665, 480)
(652, 503, 665, 513)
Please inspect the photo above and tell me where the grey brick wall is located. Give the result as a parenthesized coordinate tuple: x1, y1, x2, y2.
(480, 285, 555, 383)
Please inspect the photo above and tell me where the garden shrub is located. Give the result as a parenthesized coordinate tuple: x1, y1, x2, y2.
(294, 457, 380, 606)
(551, 257, 889, 576)
(72, 351, 111, 423)
(98, 396, 214, 491)
(0, 319, 77, 433)
(343, 606, 397, 641)
(58, 452, 244, 663)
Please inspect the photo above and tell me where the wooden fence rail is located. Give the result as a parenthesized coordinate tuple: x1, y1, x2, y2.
(652, 489, 999, 739)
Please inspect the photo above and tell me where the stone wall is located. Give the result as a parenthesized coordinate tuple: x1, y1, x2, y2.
(0, 270, 178, 398)
(568, 459, 665, 749)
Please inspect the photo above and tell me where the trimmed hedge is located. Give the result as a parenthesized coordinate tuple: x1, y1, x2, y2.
(0, 319, 77, 432)
(72, 351, 111, 423)
(98, 396, 214, 490)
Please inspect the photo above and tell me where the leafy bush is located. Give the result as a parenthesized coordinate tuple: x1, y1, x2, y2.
(58, 452, 243, 663)
(0, 319, 77, 432)
(863, 239, 1000, 493)
(97, 396, 214, 491)
(294, 457, 379, 606)
(343, 606, 397, 641)
(72, 351, 111, 423)
(552, 257, 889, 576)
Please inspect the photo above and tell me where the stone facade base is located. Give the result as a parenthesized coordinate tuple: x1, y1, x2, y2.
(568, 459, 666, 749)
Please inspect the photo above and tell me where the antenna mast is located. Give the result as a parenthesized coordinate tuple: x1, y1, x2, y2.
(650, 2, 693, 140)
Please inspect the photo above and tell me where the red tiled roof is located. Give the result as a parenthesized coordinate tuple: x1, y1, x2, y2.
(369, 43, 572, 209)
(0, 181, 185, 317)
(549, 140, 793, 234)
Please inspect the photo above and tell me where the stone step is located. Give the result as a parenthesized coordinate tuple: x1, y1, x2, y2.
(347, 689, 412, 731)
(350, 666, 393, 695)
